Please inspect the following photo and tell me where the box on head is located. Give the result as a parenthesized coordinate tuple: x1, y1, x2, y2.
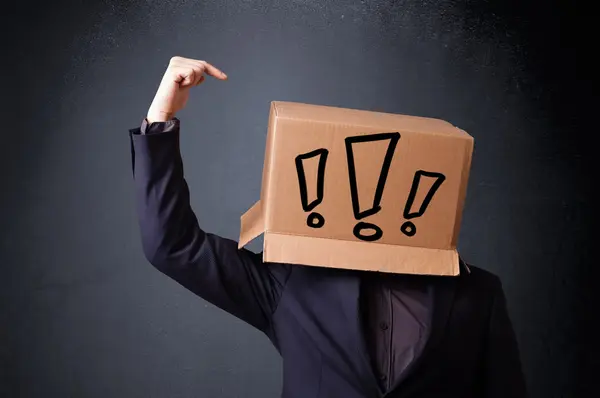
(239, 101, 473, 276)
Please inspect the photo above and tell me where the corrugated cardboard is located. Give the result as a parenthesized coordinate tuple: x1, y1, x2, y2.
(239, 101, 474, 276)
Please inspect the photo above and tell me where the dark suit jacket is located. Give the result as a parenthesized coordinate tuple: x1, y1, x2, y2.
(129, 123, 527, 398)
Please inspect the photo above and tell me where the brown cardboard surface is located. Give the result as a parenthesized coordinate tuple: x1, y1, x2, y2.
(263, 233, 459, 275)
(239, 201, 263, 248)
(239, 101, 474, 275)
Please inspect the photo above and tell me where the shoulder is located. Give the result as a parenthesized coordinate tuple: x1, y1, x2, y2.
(459, 262, 503, 296)
(464, 264, 500, 284)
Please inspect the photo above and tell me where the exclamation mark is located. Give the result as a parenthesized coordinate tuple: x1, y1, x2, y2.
(295, 148, 329, 228)
(401, 170, 446, 237)
(345, 132, 401, 241)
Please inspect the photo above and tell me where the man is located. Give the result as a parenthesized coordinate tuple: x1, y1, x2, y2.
(129, 56, 527, 398)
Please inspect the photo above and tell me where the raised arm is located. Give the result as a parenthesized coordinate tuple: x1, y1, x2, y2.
(129, 57, 291, 333)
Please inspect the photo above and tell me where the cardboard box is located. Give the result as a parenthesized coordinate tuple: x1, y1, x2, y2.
(239, 102, 474, 276)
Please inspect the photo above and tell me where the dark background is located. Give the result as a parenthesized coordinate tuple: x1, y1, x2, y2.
(1, 0, 592, 397)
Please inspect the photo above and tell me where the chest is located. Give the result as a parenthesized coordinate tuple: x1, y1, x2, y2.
(270, 267, 488, 397)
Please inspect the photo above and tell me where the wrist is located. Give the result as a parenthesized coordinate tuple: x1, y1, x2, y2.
(146, 110, 174, 123)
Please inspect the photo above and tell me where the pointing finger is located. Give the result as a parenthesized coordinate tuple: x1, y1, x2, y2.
(199, 61, 228, 80)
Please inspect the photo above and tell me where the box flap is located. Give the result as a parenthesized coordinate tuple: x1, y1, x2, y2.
(264, 233, 459, 276)
(238, 201, 264, 248)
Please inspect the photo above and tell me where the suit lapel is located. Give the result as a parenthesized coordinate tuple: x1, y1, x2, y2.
(421, 259, 468, 362)
(419, 275, 458, 364)
(334, 270, 382, 397)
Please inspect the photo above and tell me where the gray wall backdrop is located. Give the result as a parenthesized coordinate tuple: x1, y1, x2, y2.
(1, 0, 592, 397)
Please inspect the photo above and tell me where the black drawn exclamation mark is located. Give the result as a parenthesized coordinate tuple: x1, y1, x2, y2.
(345, 132, 401, 241)
(401, 170, 446, 237)
(295, 149, 329, 228)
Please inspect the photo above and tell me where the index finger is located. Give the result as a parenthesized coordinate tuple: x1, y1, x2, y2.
(200, 61, 228, 80)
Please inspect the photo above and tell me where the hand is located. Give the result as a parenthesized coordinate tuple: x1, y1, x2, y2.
(146, 56, 227, 123)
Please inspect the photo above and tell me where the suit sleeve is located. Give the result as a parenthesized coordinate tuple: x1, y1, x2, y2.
(128, 118, 292, 333)
(484, 277, 528, 398)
